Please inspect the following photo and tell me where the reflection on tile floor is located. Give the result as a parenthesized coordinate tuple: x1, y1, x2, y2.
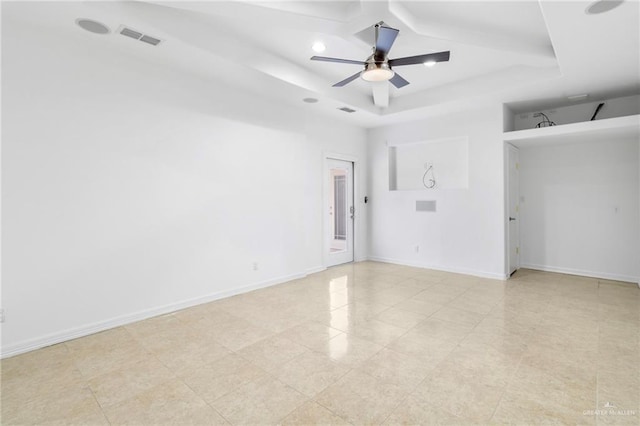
(2, 262, 639, 425)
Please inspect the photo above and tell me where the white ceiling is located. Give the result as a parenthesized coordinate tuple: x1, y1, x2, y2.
(3, 0, 639, 128)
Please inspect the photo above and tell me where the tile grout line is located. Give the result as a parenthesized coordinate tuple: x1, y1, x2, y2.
(178, 374, 237, 425)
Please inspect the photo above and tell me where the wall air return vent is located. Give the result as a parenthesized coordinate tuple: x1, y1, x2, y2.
(118, 26, 162, 46)
(416, 200, 436, 212)
(338, 107, 356, 113)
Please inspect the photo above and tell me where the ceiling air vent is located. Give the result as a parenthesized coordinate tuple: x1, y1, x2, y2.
(119, 26, 162, 46)
(140, 35, 161, 46)
(338, 107, 356, 113)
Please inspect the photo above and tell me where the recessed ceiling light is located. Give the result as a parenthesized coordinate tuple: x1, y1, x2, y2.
(423, 60, 436, 67)
(76, 18, 110, 34)
(585, 0, 624, 14)
(312, 41, 326, 53)
(303, 98, 319, 103)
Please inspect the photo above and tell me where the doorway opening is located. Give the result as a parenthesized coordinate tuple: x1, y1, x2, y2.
(327, 158, 354, 267)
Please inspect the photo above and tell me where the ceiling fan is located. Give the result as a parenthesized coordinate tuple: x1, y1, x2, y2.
(311, 22, 450, 89)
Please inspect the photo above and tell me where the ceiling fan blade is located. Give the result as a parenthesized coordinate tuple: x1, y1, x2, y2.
(332, 72, 362, 87)
(375, 25, 399, 57)
(311, 56, 366, 66)
(389, 73, 410, 89)
(389, 51, 450, 67)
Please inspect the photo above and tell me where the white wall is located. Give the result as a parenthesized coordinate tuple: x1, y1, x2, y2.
(391, 137, 469, 190)
(519, 138, 639, 283)
(367, 107, 506, 279)
(1, 17, 367, 356)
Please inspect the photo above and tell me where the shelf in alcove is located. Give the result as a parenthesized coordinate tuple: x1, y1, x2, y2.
(503, 114, 639, 147)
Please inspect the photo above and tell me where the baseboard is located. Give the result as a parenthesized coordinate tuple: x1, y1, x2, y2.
(0, 270, 309, 359)
(520, 263, 640, 286)
(306, 265, 327, 275)
(368, 256, 508, 280)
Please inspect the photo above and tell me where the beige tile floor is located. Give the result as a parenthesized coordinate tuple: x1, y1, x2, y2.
(1, 262, 639, 425)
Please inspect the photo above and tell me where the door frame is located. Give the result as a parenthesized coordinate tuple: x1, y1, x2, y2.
(323, 152, 359, 268)
(505, 142, 520, 277)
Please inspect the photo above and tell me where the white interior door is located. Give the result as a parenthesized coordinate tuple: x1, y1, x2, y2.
(507, 144, 520, 275)
(327, 159, 354, 266)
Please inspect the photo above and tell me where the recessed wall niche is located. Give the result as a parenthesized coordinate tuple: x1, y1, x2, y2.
(388, 136, 469, 191)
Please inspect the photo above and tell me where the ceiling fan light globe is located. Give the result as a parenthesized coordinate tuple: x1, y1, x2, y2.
(361, 62, 394, 82)
(362, 68, 394, 81)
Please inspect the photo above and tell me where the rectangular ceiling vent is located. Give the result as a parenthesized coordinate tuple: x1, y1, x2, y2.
(139, 35, 161, 46)
(119, 26, 162, 46)
(338, 107, 356, 113)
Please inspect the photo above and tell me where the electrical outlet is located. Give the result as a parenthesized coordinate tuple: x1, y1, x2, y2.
(252, 262, 258, 271)
(0, 308, 5, 323)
